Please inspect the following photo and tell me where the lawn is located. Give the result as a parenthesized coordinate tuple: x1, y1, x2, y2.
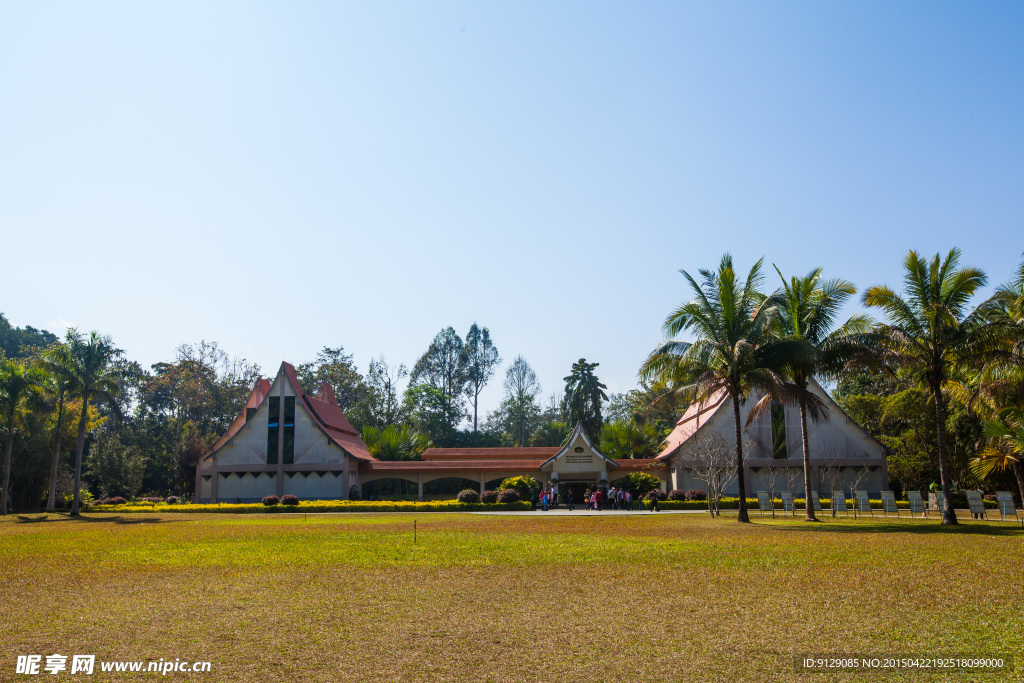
(1, 512, 1021, 682)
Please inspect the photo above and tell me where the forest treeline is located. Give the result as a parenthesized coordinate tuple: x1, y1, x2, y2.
(2, 247, 1022, 516)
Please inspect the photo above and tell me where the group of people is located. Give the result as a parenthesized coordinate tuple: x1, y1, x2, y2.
(531, 486, 660, 512)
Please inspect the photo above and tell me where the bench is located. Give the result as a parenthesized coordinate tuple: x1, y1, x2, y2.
(880, 491, 899, 517)
(831, 490, 849, 516)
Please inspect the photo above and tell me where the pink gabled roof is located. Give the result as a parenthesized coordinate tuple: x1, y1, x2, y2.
(422, 447, 560, 461)
(656, 389, 728, 460)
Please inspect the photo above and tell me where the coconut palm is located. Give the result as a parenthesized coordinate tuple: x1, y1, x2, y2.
(640, 254, 794, 523)
(863, 249, 1004, 525)
(65, 330, 122, 516)
(37, 342, 78, 512)
(0, 359, 43, 515)
(361, 424, 430, 461)
(970, 408, 1024, 503)
(768, 267, 872, 521)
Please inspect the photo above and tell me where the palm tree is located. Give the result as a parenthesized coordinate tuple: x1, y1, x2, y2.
(361, 425, 430, 461)
(970, 408, 1024, 503)
(0, 359, 43, 515)
(640, 254, 792, 523)
(599, 420, 660, 459)
(769, 267, 872, 521)
(37, 342, 78, 512)
(65, 330, 121, 516)
(863, 249, 1003, 525)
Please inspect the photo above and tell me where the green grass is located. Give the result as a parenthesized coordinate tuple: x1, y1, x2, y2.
(1, 513, 1021, 682)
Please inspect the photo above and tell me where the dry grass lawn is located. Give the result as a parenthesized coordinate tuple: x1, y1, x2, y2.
(1, 512, 1021, 682)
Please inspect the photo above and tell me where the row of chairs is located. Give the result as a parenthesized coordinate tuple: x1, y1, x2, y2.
(754, 490, 1023, 521)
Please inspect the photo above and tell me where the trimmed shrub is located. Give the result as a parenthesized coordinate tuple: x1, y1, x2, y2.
(281, 495, 300, 506)
(349, 485, 361, 501)
(480, 490, 499, 504)
(89, 499, 533, 513)
(645, 489, 667, 502)
(262, 495, 280, 506)
(668, 489, 686, 501)
(101, 496, 128, 506)
(457, 489, 480, 504)
(165, 496, 179, 504)
(141, 497, 163, 503)
(685, 489, 707, 501)
(497, 489, 520, 504)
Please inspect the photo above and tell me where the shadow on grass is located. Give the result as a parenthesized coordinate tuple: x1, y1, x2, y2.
(13, 514, 179, 525)
(754, 516, 1024, 537)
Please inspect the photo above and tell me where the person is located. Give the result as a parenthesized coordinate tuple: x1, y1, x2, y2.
(567, 489, 574, 511)
(650, 494, 659, 512)
(626, 490, 632, 511)
(530, 489, 537, 511)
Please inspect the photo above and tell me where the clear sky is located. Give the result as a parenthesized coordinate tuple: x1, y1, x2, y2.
(2, 1, 1022, 422)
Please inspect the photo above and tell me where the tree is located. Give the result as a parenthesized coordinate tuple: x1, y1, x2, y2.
(971, 407, 1024, 504)
(297, 346, 368, 413)
(37, 342, 78, 512)
(530, 421, 567, 447)
(562, 359, 608, 440)
(0, 312, 57, 359)
(65, 330, 122, 516)
(361, 425, 430, 461)
(85, 431, 146, 499)
(599, 419, 659, 459)
(0, 360, 43, 514)
(497, 356, 542, 446)
(639, 254, 791, 524)
(349, 356, 409, 430)
(863, 249, 1003, 525)
(463, 324, 500, 432)
(685, 431, 736, 516)
(409, 327, 468, 430)
(768, 266, 871, 521)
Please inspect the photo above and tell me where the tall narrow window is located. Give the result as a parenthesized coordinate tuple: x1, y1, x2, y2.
(771, 402, 787, 459)
(246, 407, 256, 423)
(267, 396, 280, 465)
(283, 396, 295, 464)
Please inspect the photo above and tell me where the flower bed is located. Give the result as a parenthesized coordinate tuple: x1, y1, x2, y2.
(87, 499, 532, 514)
(658, 497, 998, 511)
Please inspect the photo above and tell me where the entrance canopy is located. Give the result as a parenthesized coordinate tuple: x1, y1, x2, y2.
(539, 422, 618, 483)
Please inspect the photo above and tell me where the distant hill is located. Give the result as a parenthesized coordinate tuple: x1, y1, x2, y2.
(0, 312, 58, 359)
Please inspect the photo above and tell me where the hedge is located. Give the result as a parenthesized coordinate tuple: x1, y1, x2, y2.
(658, 498, 999, 511)
(86, 500, 533, 514)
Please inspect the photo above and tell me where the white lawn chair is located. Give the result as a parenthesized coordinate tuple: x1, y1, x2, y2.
(965, 490, 987, 520)
(756, 491, 773, 516)
(810, 490, 823, 513)
(995, 491, 1018, 521)
(931, 491, 945, 517)
(880, 491, 899, 517)
(907, 491, 925, 517)
(780, 491, 795, 515)
(832, 490, 849, 516)
(855, 490, 872, 516)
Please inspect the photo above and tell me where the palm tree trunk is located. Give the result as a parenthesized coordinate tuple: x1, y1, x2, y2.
(70, 397, 89, 517)
(2, 404, 14, 516)
(1012, 459, 1024, 509)
(46, 397, 65, 513)
(933, 387, 957, 525)
(732, 395, 749, 523)
(798, 393, 817, 522)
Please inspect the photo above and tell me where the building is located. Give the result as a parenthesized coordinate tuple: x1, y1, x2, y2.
(194, 363, 669, 502)
(196, 363, 885, 503)
(657, 380, 888, 497)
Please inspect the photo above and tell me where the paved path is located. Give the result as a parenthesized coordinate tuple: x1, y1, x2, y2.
(471, 508, 720, 516)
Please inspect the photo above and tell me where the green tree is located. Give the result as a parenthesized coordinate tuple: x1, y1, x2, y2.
(971, 407, 1024, 503)
(0, 359, 43, 514)
(768, 266, 871, 521)
(85, 431, 146, 499)
(496, 355, 542, 446)
(463, 324, 501, 432)
(562, 359, 608, 440)
(530, 421, 567, 447)
(599, 419, 660, 459)
(0, 313, 58, 359)
(640, 254, 790, 524)
(297, 346, 368, 413)
(349, 356, 409, 430)
(409, 327, 468, 430)
(37, 342, 78, 512)
(863, 248, 1003, 525)
(361, 425, 430, 461)
(65, 330, 122, 516)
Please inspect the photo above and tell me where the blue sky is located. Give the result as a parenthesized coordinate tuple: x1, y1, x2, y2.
(2, 1, 1022, 421)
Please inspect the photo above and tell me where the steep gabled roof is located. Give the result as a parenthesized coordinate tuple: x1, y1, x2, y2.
(202, 363, 374, 463)
(540, 422, 618, 470)
(422, 447, 560, 461)
(656, 389, 728, 461)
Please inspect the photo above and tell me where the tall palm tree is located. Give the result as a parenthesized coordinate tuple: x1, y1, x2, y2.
(0, 359, 43, 515)
(640, 254, 792, 523)
(769, 267, 872, 521)
(37, 342, 77, 513)
(863, 249, 1003, 525)
(65, 330, 121, 516)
